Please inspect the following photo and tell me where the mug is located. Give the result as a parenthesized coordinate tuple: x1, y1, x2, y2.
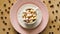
(17, 4, 42, 29)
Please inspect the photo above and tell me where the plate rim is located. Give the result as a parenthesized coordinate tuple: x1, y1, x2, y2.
(10, 0, 49, 34)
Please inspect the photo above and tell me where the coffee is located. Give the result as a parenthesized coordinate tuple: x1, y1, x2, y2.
(22, 8, 37, 23)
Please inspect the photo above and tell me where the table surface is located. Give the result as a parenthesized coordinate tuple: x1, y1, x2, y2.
(0, 0, 60, 34)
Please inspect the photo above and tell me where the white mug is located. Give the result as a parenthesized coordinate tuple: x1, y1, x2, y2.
(17, 4, 42, 29)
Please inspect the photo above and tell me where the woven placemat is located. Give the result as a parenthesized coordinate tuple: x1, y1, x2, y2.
(0, 0, 60, 34)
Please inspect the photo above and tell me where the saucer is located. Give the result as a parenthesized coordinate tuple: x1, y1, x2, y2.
(10, 0, 49, 34)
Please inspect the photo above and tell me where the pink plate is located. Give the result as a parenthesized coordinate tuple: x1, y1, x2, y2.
(10, 0, 49, 34)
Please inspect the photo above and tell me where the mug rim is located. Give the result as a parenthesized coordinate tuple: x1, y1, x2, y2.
(17, 3, 42, 29)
